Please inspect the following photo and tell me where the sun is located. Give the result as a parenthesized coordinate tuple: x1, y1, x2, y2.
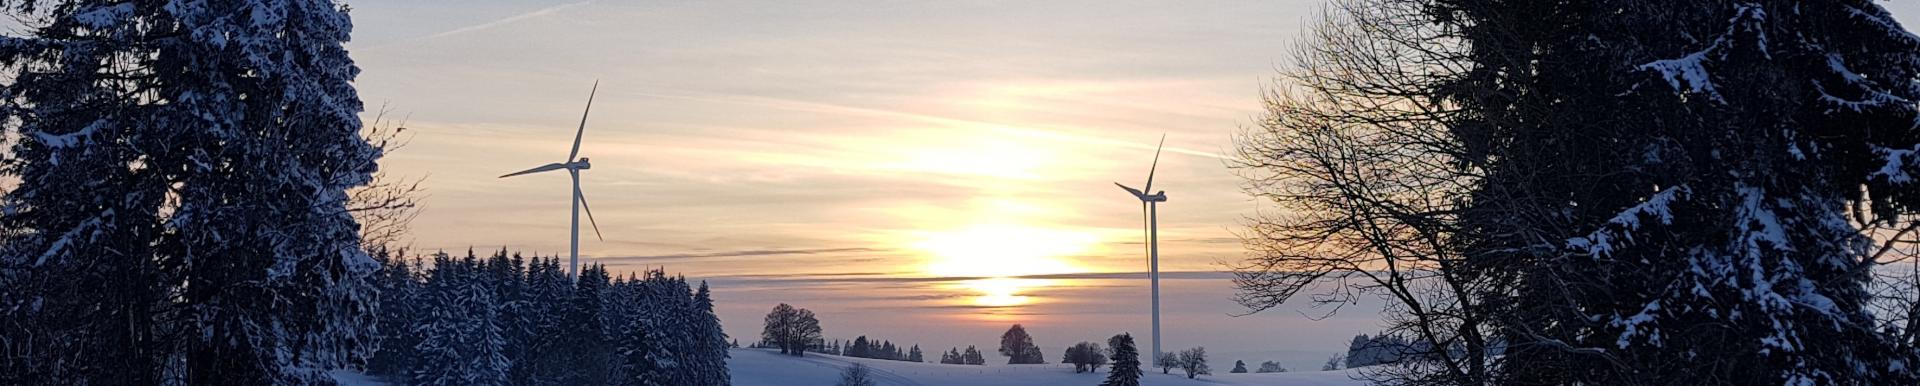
(912, 223, 1097, 278)
(958, 277, 1058, 307)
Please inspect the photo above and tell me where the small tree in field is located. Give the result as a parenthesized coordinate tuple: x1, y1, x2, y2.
(837, 363, 875, 386)
(1258, 360, 1288, 373)
(760, 304, 822, 356)
(1176, 347, 1211, 379)
(998, 324, 1045, 364)
(1063, 341, 1108, 373)
(1231, 360, 1248, 373)
(1155, 353, 1177, 374)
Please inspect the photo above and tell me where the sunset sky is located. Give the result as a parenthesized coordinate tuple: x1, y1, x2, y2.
(344, 0, 1920, 370)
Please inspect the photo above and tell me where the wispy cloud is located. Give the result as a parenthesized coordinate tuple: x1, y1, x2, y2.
(629, 89, 1226, 160)
(706, 270, 1235, 288)
(427, 1, 592, 40)
(596, 247, 886, 263)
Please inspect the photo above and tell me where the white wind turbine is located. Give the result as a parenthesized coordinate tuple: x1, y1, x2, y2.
(500, 81, 605, 279)
(1114, 134, 1168, 365)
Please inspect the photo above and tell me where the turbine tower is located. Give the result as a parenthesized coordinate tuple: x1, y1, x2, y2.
(499, 81, 605, 279)
(1115, 134, 1168, 365)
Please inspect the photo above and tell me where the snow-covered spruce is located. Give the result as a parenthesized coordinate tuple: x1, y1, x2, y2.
(1447, 1, 1920, 384)
(0, 0, 379, 384)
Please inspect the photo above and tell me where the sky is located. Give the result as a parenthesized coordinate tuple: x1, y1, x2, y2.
(342, 0, 1920, 370)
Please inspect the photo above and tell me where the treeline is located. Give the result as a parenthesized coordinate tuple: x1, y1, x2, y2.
(366, 249, 729, 385)
(936, 346, 988, 365)
(822, 336, 925, 362)
(1340, 333, 1462, 368)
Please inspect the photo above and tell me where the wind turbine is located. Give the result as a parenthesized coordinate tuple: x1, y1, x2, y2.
(500, 81, 605, 279)
(1115, 134, 1168, 365)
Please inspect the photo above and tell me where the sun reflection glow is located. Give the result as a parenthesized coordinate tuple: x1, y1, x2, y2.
(913, 223, 1095, 278)
(910, 223, 1095, 308)
(960, 277, 1056, 307)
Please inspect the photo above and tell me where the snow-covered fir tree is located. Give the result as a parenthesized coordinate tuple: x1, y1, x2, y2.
(367, 250, 423, 376)
(0, 0, 380, 384)
(409, 253, 511, 386)
(560, 265, 615, 384)
(1434, 1, 1920, 384)
(1101, 334, 1143, 386)
(690, 281, 732, 385)
(520, 257, 575, 384)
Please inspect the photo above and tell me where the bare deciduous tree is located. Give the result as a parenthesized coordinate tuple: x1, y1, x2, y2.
(1227, 1, 1496, 385)
(348, 107, 427, 253)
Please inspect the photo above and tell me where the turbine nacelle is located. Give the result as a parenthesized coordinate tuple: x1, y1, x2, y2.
(1114, 183, 1168, 202)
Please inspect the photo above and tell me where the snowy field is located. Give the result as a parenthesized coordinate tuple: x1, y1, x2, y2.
(729, 348, 1371, 386)
(326, 348, 1372, 385)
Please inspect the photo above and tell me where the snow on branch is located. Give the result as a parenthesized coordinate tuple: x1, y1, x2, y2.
(1636, 3, 1769, 102)
(1568, 185, 1692, 258)
(34, 209, 113, 267)
(32, 119, 104, 149)
(1869, 144, 1920, 184)
(1613, 300, 1664, 349)
(71, 3, 135, 29)
(1814, 53, 1915, 112)
(1642, 49, 1722, 99)
(1845, 4, 1920, 47)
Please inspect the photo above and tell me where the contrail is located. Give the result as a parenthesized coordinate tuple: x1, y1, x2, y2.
(427, 1, 591, 40)
(628, 90, 1228, 160)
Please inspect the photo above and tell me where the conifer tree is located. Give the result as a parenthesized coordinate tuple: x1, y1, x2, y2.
(941, 348, 962, 364)
(1101, 334, 1143, 386)
(559, 265, 613, 384)
(520, 257, 574, 384)
(368, 250, 422, 377)
(851, 336, 870, 358)
(690, 281, 731, 385)
(963, 345, 986, 365)
(410, 253, 511, 385)
(1431, 1, 1920, 384)
(0, 0, 379, 383)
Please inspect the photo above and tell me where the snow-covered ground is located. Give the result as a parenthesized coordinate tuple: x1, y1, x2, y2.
(328, 370, 391, 386)
(729, 348, 1370, 386)
(323, 348, 1371, 385)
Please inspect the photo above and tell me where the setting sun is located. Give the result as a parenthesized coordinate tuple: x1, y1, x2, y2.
(912, 223, 1097, 278)
(959, 277, 1058, 307)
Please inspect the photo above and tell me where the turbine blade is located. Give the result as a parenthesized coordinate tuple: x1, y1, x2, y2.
(578, 188, 604, 241)
(1115, 182, 1147, 200)
(568, 80, 599, 162)
(1144, 134, 1165, 192)
(1142, 201, 1150, 266)
(499, 163, 568, 178)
